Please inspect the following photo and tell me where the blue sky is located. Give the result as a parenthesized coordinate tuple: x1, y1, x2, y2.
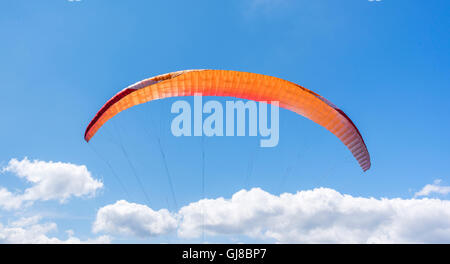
(0, 0, 449, 243)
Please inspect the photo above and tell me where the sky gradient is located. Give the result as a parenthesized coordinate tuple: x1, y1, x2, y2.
(0, 0, 449, 243)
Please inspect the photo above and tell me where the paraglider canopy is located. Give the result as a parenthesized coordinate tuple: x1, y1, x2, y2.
(84, 69, 371, 171)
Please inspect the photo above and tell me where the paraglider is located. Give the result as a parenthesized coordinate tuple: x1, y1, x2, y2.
(84, 69, 371, 171)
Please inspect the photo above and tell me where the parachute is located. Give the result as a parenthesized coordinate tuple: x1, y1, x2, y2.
(84, 69, 371, 171)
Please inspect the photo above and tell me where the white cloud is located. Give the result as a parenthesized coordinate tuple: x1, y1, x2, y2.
(0, 187, 28, 210)
(0, 216, 110, 244)
(0, 158, 103, 210)
(94, 188, 450, 243)
(415, 179, 450, 197)
(178, 188, 450, 243)
(93, 200, 177, 237)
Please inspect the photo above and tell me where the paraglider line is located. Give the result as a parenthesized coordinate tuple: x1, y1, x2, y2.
(145, 110, 179, 210)
(87, 143, 131, 199)
(156, 137, 179, 210)
(113, 121, 152, 206)
(201, 135, 206, 242)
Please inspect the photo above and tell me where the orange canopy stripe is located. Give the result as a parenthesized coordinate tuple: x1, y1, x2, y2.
(84, 69, 371, 171)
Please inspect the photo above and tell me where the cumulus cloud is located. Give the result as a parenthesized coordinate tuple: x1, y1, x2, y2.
(93, 200, 177, 237)
(178, 188, 450, 243)
(414, 179, 450, 197)
(94, 188, 450, 243)
(0, 158, 103, 210)
(0, 187, 27, 210)
(0, 216, 110, 244)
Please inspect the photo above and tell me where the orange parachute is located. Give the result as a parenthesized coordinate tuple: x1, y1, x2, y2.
(85, 70, 371, 171)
